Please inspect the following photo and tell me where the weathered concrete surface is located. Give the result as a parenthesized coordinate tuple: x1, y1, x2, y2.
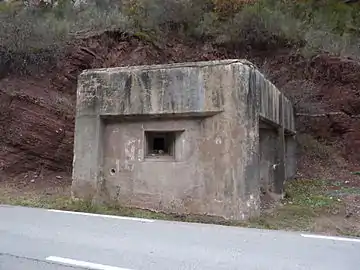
(259, 124, 278, 193)
(257, 71, 295, 133)
(72, 59, 296, 220)
(259, 124, 297, 194)
(285, 134, 297, 180)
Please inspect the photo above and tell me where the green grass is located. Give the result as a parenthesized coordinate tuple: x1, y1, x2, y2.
(250, 205, 318, 231)
(249, 179, 343, 232)
(0, 188, 240, 225)
(285, 179, 337, 208)
(2, 178, 359, 238)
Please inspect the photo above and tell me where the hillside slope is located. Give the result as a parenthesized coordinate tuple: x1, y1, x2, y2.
(0, 29, 359, 186)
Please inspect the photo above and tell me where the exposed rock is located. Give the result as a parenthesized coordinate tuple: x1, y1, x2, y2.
(1, 31, 360, 182)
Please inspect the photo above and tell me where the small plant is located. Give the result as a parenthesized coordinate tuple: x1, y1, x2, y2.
(284, 179, 338, 209)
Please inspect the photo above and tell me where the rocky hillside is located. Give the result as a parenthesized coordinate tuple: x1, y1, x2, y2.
(1, 0, 360, 184)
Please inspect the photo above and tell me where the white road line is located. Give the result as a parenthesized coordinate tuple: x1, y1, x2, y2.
(47, 209, 155, 223)
(46, 256, 133, 270)
(301, 234, 360, 243)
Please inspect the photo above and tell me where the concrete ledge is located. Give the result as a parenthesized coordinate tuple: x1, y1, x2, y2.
(256, 70, 295, 134)
(76, 60, 255, 117)
(77, 60, 295, 134)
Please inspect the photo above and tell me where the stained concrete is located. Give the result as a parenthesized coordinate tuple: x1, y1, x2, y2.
(259, 124, 278, 193)
(72, 59, 296, 220)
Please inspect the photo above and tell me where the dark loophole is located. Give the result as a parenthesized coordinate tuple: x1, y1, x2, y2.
(145, 131, 177, 157)
(153, 137, 165, 152)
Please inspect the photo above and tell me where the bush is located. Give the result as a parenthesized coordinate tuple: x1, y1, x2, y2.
(0, 0, 131, 75)
(212, 0, 255, 16)
(1, 0, 360, 76)
(214, 3, 305, 48)
(0, 6, 65, 75)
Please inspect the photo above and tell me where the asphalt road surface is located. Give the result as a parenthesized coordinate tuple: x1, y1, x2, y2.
(1, 205, 359, 270)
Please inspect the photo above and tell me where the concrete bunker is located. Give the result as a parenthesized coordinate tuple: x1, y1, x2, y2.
(72, 59, 296, 221)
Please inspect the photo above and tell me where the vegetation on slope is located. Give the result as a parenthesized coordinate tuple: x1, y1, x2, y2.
(1, 0, 360, 75)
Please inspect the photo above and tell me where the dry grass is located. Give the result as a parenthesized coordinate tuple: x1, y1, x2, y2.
(1, 179, 359, 237)
(254, 179, 360, 237)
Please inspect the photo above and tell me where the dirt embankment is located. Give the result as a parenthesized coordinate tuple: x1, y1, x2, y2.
(264, 54, 360, 163)
(1, 30, 360, 184)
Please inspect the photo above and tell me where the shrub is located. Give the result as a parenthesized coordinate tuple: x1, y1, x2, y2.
(0, 0, 131, 75)
(1, 0, 360, 76)
(0, 6, 65, 75)
(212, 0, 255, 17)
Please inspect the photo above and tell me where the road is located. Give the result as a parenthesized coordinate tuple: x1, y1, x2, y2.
(0, 205, 359, 270)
